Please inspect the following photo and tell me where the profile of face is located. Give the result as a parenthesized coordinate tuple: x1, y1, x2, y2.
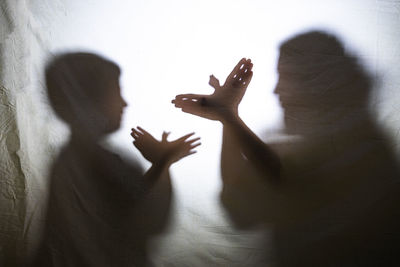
(46, 52, 126, 138)
(97, 78, 128, 133)
(273, 60, 307, 134)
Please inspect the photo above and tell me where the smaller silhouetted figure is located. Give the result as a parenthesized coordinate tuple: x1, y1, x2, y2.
(33, 52, 200, 267)
(173, 32, 400, 266)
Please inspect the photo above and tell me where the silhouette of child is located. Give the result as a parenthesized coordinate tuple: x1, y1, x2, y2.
(34, 52, 200, 267)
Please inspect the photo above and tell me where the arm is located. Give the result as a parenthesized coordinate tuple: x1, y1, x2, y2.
(131, 127, 200, 190)
(222, 113, 281, 182)
(173, 58, 281, 182)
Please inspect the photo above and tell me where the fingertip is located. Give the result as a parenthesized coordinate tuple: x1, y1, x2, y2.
(188, 150, 197, 155)
(186, 132, 195, 137)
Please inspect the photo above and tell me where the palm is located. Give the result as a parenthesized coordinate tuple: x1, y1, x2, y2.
(172, 58, 253, 121)
(131, 127, 200, 165)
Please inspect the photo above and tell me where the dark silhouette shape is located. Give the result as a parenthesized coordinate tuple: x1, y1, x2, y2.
(32, 52, 200, 267)
(173, 31, 400, 266)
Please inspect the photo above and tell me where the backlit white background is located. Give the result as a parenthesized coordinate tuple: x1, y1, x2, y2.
(19, 0, 400, 265)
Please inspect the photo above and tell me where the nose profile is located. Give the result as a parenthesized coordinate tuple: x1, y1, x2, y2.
(121, 97, 128, 108)
(273, 86, 279, 95)
(273, 76, 281, 95)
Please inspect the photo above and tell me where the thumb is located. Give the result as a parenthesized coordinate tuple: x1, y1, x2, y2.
(209, 75, 221, 90)
(162, 131, 170, 141)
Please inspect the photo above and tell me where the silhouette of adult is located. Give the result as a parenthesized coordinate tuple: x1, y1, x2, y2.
(173, 31, 400, 266)
(33, 52, 200, 267)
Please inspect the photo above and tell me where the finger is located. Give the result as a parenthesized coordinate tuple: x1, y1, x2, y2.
(177, 132, 195, 142)
(209, 75, 221, 90)
(186, 137, 201, 144)
(190, 142, 201, 148)
(173, 94, 205, 106)
(242, 62, 253, 74)
(226, 59, 252, 87)
(187, 150, 198, 156)
(174, 101, 202, 110)
(181, 150, 197, 159)
(242, 71, 253, 86)
(175, 94, 205, 102)
(137, 126, 150, 136)
(227, 58, 247, 81)
(232, 69, 253, 89)
(162, 131, 170, 141)
(131, 129, 142, 138)
(235, 58, 247, 72)
(246, 58, 252, 67)
(175, 94, 205, 100)
(176, 95, 214, 108)
(174, 97, 205, 109)
(235, 61, 253, 79)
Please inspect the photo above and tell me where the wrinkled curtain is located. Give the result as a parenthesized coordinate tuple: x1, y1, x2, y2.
(1, 0, 400, 266)
(0, 1, 65, 265)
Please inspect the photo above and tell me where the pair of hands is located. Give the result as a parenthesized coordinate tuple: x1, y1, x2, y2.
(131, 127, 200, 166)
(131, 58, 253, 166)
(172, 58, 253, 122)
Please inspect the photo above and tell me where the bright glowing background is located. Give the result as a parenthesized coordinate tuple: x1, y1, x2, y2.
(44, 0, 399, 263)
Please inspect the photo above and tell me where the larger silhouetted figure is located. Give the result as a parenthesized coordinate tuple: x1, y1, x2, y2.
(173, 31, 400, 266)
(33, 52, 199, 267)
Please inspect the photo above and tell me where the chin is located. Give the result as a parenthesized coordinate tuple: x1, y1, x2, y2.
(104, 121, 121, 134)
(283, 117, 296, 135)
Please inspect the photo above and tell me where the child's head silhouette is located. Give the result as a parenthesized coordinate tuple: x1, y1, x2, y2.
(45, 52, 127, 138)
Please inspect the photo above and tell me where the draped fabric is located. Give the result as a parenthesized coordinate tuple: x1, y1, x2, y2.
(1, 1, 400, 266)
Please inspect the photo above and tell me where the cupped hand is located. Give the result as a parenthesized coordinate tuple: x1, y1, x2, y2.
(172, 58, 253, 121)
(131, 127, 201, 165)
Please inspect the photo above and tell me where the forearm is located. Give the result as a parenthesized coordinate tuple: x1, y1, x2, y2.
(221, 125, 245, 180)
(142, 158, 170, 191)
(221, 114, 281, 182)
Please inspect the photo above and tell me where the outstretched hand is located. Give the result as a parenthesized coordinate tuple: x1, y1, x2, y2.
(131, 127, 200, 166)
(172, 58, 253, 122)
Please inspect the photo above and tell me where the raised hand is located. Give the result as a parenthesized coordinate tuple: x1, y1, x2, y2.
(172, 58, 253, 122)
(131, 127, 201, 165)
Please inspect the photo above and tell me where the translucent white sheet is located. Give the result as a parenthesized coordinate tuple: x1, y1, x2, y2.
(1, 0, 400, 266)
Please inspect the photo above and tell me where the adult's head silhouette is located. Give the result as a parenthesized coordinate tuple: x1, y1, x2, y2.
(274, 31, 371, 136)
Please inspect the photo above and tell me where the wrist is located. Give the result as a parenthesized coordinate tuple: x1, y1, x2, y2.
(220, 109, 239, 125)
